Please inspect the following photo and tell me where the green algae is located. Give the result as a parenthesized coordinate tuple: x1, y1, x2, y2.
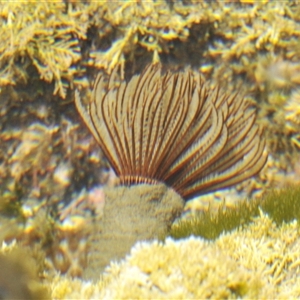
(170, 198, 260, 240)
(170, 185, 300, 240)
(260, 185, 300, 225)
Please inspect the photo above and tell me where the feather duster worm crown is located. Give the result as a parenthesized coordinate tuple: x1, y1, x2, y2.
(75, 64, 267, 201)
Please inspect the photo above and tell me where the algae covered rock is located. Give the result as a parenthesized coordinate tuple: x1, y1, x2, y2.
(84, 184, 184, 280)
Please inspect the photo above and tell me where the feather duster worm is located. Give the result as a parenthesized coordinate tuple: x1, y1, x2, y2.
(76, 64, 266, 200)
(75, 64, 267, 277)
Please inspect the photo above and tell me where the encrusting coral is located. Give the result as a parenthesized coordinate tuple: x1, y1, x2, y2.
(50, 212, 300, 299)
(75, 63, 266, 277)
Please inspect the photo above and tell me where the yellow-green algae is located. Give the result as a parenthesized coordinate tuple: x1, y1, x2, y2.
(170, 185, 300, 240)
(49, 212, 300, 299)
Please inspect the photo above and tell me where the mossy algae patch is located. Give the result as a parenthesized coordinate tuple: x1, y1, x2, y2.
(260, 185, 300, 225)
(170, 197, 260, 240)
(170, 185, 300, 240)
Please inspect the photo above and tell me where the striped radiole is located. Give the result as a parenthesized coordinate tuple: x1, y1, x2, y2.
(75, 64, 267, 201)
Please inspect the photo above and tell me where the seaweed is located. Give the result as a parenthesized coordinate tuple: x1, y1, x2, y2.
(260, 185, 300, 225)
(170, 185, 300, 240)
(0, 2, 89, 98)
(170, 197, 261, 240)
(0, 1, 220, 97)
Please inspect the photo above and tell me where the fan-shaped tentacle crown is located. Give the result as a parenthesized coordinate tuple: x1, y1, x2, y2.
(75, 64, 267, 201)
